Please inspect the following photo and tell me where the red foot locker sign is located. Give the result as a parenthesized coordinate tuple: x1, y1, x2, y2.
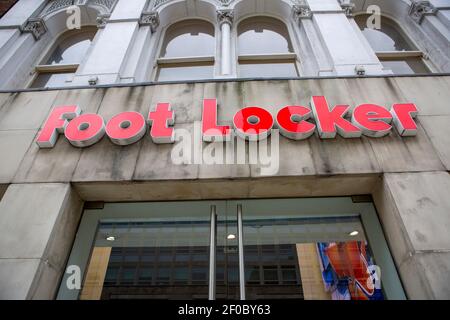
(35, 96, 419, 148)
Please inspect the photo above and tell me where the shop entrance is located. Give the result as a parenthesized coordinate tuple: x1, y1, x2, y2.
(57, 198, 405, 300)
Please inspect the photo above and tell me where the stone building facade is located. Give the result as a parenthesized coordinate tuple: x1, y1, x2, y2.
(0, 0, 449, 300)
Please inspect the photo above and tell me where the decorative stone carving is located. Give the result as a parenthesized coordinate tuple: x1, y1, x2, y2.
(338, 0, 355, 18)
(22, 18, 47, 40)
(96, 14, 109, 28)
(153, 0, 171, 9)
(140, 11, 160, 32)
(217, 9, 234, 26)
(409, 0, 437, 24)
(292, 1, 312, 20)
(152, 0, 235, 10)
(217, 0, 234, 6)
(40, 0, 117, 17)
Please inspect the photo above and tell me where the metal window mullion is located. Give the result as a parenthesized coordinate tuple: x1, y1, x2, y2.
(237, 204, 246, 300)
(208, 205, 217, 300)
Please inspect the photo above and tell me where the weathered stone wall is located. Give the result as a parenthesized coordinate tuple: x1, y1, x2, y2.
(0, 76, 449, 185)
(0, 76, 449, 299)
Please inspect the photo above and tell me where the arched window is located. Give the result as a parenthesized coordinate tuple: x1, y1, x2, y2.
(156, 20, 215, 81)
(30, 27, 97, 88)
(355, 14, 429, 74)
(237, 17, 298, 78)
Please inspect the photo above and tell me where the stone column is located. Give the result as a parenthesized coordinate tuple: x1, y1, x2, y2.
(0, 183, 83, 299)
(409, 0, 450, 72)
(303, 0, 386, 76)
(217, 9, 234, 76)
(71, 0, 150, 86)
(373, 171, 450, 299)
(0, 0, 48, 89)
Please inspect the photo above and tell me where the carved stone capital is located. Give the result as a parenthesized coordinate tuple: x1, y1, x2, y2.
(409, 0, 437, 24)
(217, 9, 234, 26)
(22, 18, 47, 40)
(338, 0, 355, 17)
(96, 14, 109, 28)
(140, 11, 160, 32)
(292, 3, 312, 20)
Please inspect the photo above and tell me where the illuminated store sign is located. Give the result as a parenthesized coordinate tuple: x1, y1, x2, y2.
(36, 96, 419, 148)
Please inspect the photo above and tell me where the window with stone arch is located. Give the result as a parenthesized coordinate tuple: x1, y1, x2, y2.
(30, 27, 97, 88)
(155, 19, 216, 81)
(355, 14, 430, 74)
(237, 16, 299, 78)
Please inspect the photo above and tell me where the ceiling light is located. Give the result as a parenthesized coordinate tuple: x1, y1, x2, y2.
(106, 236, 116, 241)
(349, 231, 359, 236)
(227, 234, 236, 240)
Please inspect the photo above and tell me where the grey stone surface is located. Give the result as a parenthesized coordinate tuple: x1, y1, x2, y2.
(72, 137, 143, 182)
(420, 115, 450, 170)
(399, 251, 450, 299)
(0, 130, 36, 183)
(0, 77, 447, 183)
(0, 91, 58, 130)
(0, 259, 41, 299)
(383, 172, 450, 253)
(394, 76, 450, 116)
(13, 89, 106, 183)
(346, 77, 406, 111)
(0, 93, 12, 109)
(367, 124, 445, 173)
(204, 82, 244, 123)
(309, 135, 381, 175)
(0, 183, 83, 299)
(73, 175, 380, 202)
(150, 83, 204, 124)
(250, 134, 315, 178)
(0, 183, 79, 261)
(134, 123, 199, 181)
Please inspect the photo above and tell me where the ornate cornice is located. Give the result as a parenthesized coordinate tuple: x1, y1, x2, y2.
(217, 9, 234, 26)
(409, 0, 437, 24)
(21, 18, 48, 40)
(139, 11, 160, 32)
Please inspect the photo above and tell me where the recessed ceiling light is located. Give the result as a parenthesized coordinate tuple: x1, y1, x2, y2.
(106, 236, 116, 241)
(227, 234, 236, 240)
(349, 231, 359, 236)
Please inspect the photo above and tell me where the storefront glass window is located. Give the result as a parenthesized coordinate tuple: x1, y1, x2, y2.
(59, 199, 405, 300)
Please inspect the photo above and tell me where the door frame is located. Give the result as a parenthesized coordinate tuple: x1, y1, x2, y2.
(57, 197, 406, 300)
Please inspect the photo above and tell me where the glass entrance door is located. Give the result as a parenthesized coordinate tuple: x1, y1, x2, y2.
(57, 198, 405, 300)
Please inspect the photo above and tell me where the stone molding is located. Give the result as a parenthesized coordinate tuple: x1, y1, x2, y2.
(409, 0, 437, 24)
(139, 11, 160, 32)
(21, 17, 47, 40)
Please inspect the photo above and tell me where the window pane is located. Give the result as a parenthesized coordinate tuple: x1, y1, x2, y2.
(238, 62, 298, 78)
(30, 72, 74, 88)
(243, 215, 383, 300)
(46, 30, 95, 65)
(381, 58, 429, 74)
(161, 20, 215, 58)
(355, 15, 413, 51)
(238, 17, 294, 55)
(157, 64, 214, 81)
